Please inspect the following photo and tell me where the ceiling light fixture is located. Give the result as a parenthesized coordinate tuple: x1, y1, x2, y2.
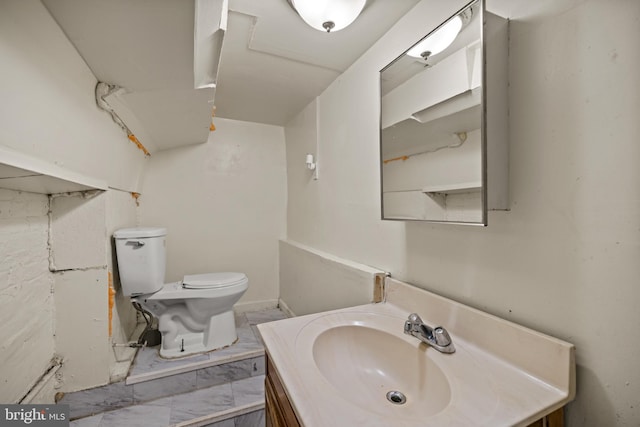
(406, 5, 476, 61)
(287, 0, 367, 33)
(407, 16, 463, 60)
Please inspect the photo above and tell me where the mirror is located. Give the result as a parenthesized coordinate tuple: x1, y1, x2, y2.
(380, 0, 487, 225)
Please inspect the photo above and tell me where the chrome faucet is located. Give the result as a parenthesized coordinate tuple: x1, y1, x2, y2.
(404, 313, 455, 354)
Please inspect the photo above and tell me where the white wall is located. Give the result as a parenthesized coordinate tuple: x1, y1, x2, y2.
(0, 0, 146, 398)
(138, 118, 287, 307)
(279, 240, 383, 316)
(50, 193, 109, 393)
(0, 0, 146, 192)
(284, 0, 640, 425)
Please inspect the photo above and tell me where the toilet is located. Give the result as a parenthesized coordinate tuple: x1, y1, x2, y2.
(113, 227, 248, 358)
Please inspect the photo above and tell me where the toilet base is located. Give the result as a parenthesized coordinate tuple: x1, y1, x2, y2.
(158, 309, 238, 359)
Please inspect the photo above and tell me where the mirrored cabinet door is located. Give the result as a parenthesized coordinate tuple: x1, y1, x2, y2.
(380, 0, 508, 225)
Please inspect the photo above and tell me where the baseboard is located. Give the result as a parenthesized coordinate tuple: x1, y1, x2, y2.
(234, 299, 279, 314)
(277, 299, 296, 318)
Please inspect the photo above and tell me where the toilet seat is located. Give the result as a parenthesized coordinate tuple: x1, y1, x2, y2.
(182, 272, 248, 289)
(144, 272, 249, 301)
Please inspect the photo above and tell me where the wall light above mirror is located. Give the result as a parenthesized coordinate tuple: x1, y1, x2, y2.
(379, 0, 509, 225)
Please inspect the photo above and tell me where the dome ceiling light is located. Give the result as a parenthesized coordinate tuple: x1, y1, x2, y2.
(407, 7, 474, 60)
(287, 0, 367, 33)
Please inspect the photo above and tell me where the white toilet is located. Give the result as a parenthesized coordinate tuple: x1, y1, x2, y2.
(113, 227, 248, 358)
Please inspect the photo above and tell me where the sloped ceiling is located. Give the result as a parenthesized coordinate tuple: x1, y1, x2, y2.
(42, 0, 420, 150)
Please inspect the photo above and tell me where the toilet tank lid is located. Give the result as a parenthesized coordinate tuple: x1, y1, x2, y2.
(114, 227, 167, 239)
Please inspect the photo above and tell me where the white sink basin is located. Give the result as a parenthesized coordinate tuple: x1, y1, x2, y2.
(290, 310, 499, 425)
(311, 320, 451, 417)
(258, 278, 575, 427)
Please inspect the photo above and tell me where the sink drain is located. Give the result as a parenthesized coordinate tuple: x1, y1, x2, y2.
(386, 390, 407, 405)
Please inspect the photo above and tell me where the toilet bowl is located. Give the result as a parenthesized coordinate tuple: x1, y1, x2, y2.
(135, 273, 249, 358)
(113, 227, 249, 358)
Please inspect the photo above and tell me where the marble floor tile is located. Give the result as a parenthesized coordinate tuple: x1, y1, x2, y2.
(70, 414, 102, 427)
(133, 371, 197, 403)
(65, 310, 284, 427)
(63, 381, 133, 419)
(169, 383, 235, 424)
(250, 325, 264, 345)
(250, 356, 265, 377)
(91, 307, 282, 425)
(140, 396, 172, 407)
(236, 323, 259, 344)
(234, 409, 265, 427)
(231, 375, 265, 407)
(196, 359, 255, 389)
(98, 403, 172, 427)
(202, 419, 235, 427)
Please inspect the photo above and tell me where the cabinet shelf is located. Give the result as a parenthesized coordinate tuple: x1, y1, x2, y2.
(0, 146, 107, 195)
(422, 181, 482, 195)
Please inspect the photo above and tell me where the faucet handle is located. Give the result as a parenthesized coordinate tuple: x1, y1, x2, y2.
(404, 313, 422, 335)
(433, 327, 452, 347)
(403, 319, 413, 334)
(408, 313, 423, 324)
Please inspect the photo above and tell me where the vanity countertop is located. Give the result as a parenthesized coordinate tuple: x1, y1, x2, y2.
(258, 278, 575, 427)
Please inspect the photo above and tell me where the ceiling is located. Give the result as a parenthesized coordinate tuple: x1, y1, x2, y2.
(42, 0, 420, 151)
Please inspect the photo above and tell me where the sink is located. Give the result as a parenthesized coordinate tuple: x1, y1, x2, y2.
(259, 278, 575, 427)
(292, 311, 475, 424)
(312, 323, 451, 417)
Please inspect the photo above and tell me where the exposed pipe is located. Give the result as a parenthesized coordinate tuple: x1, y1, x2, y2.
(131, 301, 155, 345)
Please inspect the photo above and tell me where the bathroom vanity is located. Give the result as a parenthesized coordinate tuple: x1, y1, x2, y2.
(265, 370, 564, 427)
(259, 277, 575, 427)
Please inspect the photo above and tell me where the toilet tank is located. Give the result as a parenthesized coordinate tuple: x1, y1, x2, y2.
(113, 227, 167, 296)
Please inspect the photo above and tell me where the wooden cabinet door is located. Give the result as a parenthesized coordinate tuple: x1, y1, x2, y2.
(265, 354, 302, 427)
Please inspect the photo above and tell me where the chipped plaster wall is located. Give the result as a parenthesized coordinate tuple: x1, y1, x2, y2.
(0, 189, 139, 398)
(0, 0, 147, 395)
(50, 192, 110, 392)
(0, 189, 55, 403)
(50, 190, 140, 391)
